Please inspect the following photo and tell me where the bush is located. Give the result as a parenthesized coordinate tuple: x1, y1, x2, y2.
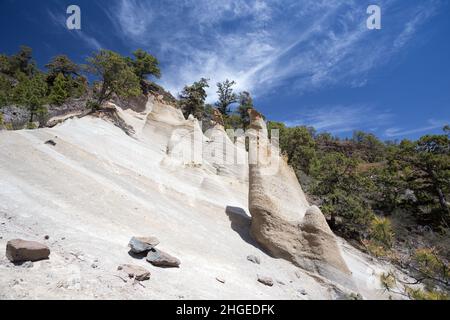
(380, 272, 396, 291)
(370, 216, 394, 248)
(26, 122, 37, 129)
(406, 288, 449, 300)
(86, 100, 100, 111)
(413, 248, 449, 283)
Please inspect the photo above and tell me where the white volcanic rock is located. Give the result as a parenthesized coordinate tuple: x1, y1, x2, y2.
(247, 109, 355, 290)
(0, 96, 408, 299)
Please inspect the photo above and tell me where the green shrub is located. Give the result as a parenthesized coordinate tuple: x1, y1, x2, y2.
(380, 272, 396, 291)
(414, 248, 449, 282)
(406, 288, 449, 300)
(26, 122, 37, 129)
(370, 216, 394, 248)
(86, 100, 100, 111)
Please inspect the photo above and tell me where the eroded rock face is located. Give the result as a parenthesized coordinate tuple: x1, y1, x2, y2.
(6, 239, 50, 262)
(247, 110, 354, 289)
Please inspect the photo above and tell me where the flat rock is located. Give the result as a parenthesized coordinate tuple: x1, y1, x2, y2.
(128, 236, 160, 253)
(6, 239, 50, 262)
(118, 264, 150, 281)
(216, 277, 226, 284)
(146, 248, 180, 268)
(45, 140, 56, 146)
(257, 275, 273, 287)
(247, 254, 261, 264)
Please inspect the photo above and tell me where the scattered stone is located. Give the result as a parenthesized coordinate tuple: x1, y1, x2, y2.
(247, 255, 261, 264)
(44, 235, 49, 240)
(6, 239, 50, 262)
(91, 263, 98, 269)
(276, 280, 285, 285)
(216, 277, 226, 284)
(128, 236, 160, 254)
(45, 140, 56, 146)
(298, 289, 307, 295)
(118, 264, 150, 281)
(257, 275, 273, 287)
(146, 248, 180, 268)
(295, 270, 302, 279)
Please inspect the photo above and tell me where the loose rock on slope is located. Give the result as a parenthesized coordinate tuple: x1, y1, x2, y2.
(257, 275, 274, 287)
(128, 236, 160, 254)
(118, 264, 151, 281)
(6, 239, 50, 262)
(146, 248, 180, 268)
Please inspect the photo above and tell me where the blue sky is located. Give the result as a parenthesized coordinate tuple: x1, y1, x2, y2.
(1, 0, 449, 140)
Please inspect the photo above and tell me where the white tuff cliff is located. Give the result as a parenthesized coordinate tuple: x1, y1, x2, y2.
(0, 95, 408, 299)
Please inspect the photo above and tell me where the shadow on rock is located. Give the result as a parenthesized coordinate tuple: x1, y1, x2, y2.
(127, 250, 147, 260)
(225, 206, 267, 253)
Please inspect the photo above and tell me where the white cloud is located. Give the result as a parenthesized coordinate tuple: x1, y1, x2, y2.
(393, 2, 438, 49)
(384, 119, 449, 137)
(47, 9, 103, 51)
(104, 0, 441, 100)
(285, 105, 393, 134)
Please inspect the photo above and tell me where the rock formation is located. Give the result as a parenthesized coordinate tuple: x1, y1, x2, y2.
(247, 109, 355, 289)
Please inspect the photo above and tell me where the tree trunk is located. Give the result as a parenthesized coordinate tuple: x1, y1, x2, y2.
(429, 169, 450, 215)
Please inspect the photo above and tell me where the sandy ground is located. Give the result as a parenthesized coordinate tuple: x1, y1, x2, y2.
(0, 100, 406, 300)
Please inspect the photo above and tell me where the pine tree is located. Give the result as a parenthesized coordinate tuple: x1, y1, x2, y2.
(216, 79, 238, 115)
(49, 73, 69, 105)
(178, 78, 209, 119)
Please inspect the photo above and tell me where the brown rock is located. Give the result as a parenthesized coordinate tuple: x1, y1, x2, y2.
(118, 264, 150, 281)
(146, 248, 180, 268)
(6, 239, 50, 262)
(257, 275, 273, 287)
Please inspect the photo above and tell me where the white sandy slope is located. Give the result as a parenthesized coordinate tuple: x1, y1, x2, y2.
(0, 98, 405, 300)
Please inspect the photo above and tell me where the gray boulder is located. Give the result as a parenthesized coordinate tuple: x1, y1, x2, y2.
(146, 248, 180, 268)
(128, 236, 160, 253)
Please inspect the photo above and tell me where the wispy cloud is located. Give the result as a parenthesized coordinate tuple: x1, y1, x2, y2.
(104, 0, 441, 100)
(285, 105, 393, 134)
(384, 119, 449, 137)
(393, 1, 439, 49)
(47, 9, 103, 51)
